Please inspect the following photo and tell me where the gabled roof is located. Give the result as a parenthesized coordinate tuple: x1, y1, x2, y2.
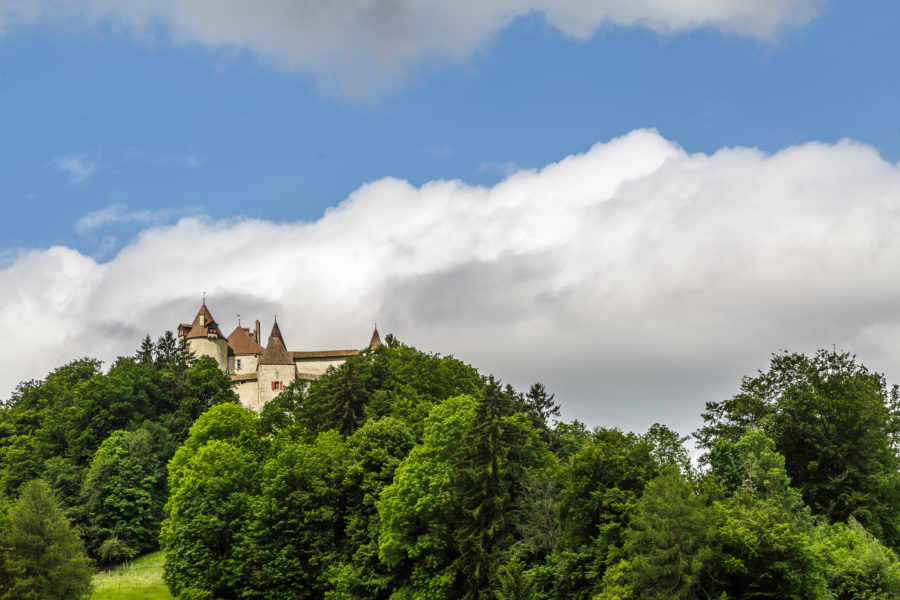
(369, 326, 382, 350)
(184, 303, 226, 340)
(258, 320, 293, 365)
(227, 326, 265, 356)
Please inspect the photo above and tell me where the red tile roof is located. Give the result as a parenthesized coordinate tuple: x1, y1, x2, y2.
(291, 349, 360, 360)
(369, 327, 382, 350)
(227, 326, 265, 356)
(184, 304, 226, 340)
(259, 320, 293, 365)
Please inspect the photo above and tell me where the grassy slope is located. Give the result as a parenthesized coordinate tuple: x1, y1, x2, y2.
(92, 551, 174, 600)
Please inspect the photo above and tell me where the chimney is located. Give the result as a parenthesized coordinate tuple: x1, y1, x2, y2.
(254, 320, 261, 344)
(199, 314, 206, 326)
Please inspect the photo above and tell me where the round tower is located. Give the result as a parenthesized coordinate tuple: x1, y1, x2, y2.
(179, 301, 228, 371)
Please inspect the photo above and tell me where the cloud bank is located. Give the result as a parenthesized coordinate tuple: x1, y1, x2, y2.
(5, 129, 900, 438)
(0, 0, 821, 96)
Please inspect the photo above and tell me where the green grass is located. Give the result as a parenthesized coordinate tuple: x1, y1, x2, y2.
(91, 551, 174, 600)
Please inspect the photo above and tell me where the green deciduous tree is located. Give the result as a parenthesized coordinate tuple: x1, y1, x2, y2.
(236, 431, 349, 600)
(161, 404, 265, 599)
(816, 518, 900, 599)
(161, 439, 261, 599)
(552, 428, 661, 600)
(378, 387, 553, 600)
(697, 350, 900, 546)
(81, 428, 168, 562)
(331, 417, 417, 599)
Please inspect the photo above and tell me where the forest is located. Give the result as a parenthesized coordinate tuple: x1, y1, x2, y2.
(1, 333, 900, 599)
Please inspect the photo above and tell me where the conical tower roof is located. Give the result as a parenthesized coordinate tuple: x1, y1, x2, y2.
(369, 326, 382, 350)
(185, 303, 225, 339)
(258, 319, 293, 365)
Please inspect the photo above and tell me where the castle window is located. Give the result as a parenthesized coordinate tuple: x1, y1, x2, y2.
(271, 381, 283, 391)
(236, 358, 242, 370)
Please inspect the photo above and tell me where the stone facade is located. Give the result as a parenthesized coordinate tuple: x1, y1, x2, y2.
(178, 302, 381, 412)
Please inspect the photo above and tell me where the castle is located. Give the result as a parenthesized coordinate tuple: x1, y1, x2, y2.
(178, 302, 381, 411)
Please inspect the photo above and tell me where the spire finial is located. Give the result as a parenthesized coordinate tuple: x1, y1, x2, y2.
(202, 291, 206, 306)
(237, 313, 241, 326)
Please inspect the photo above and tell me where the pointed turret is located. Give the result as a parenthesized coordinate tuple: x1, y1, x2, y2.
(184, 303, 225, 340)
(179, 301, 228, 371)
(259, 319, 292, 365)
(369, 325, 382, 350)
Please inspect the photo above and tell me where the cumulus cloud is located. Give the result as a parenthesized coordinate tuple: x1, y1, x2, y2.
(0, 0, 822, 96)
(5, 129, 900, 438)
(48, 153, 100, 184)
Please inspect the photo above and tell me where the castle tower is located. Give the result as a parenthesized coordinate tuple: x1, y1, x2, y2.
(369, 325, 382, 350)
(256, 319, 296, 410)
(178, 301, 228, 371)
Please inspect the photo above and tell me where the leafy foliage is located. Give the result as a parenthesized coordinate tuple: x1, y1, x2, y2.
(0, 333, 237, 566)
(698, 349, 900, 547)
(6, 334, 900, 600)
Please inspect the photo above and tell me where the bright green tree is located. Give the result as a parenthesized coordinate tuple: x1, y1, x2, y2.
(816, 518, 900, 599)
(552, 428, 661, 600)
(160, 439, 260, 599)
(161, 404, 265, 598)
(378, 395, 478, 599)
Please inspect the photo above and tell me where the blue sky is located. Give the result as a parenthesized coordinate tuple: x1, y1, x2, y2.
(4, 1, 898, 256)
(3, 1, 900, 438)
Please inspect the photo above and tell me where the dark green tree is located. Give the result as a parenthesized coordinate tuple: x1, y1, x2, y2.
(330, 417, 417, 599)
(457, 376, 516, 599)
(169, 355, 239, 441)
(328, 359, 372, 436)
(0, 479, 92, 600)
(379, 389, 553, 600)
(236, 431, 348, 600)
(81, 428, 167, 562)
(136, 334, 155, 364)
(616, 470, 715, 599)
(517, 382, 560, 434)
(697, 349, 900, 546)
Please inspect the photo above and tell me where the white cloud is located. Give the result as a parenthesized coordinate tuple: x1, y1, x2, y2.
(48, 153, 100, 184)
(75, 203, 202, 234)
(5, 129, 900, 438)
(0, 0, 822, 97)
